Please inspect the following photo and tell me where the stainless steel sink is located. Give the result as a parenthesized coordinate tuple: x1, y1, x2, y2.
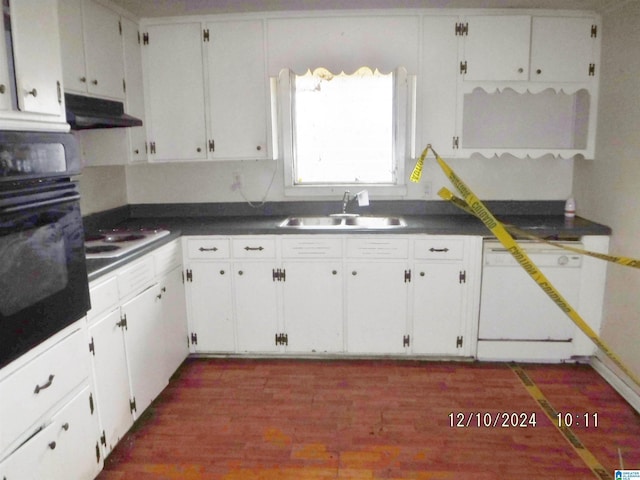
(278, 215, 406, 229)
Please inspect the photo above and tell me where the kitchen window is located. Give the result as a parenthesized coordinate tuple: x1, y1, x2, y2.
(278, 67, 413, 196)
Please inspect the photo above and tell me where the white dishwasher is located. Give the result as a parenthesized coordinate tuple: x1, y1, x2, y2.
(479, 240, 583, 341)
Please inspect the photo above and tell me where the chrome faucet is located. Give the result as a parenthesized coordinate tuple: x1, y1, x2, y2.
(340, 189, 369, 215)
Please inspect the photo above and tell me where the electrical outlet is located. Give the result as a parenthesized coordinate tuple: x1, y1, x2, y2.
(423, 181, 432, 198)
(231, 171, 242, 191)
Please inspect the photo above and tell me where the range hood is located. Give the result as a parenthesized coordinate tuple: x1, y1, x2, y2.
(65, 93, 143, 130)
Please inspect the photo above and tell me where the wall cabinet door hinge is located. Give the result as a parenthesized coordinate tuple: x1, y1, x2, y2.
(453, 136, 460, 149)
(100, 431, 107, 446)
(275, 333, 288, 346)
(149, 142, 156, 154)
(403, 335, 410, 347)
(142, 32, 149, 45)
(116, 314, 127, 330)
(186, 269, 193, 282)
(459, 270, 467, 284)
(459, 61, 467, 75)
(588, 63, 596, 76)
(129, 397, 137, 413)
(190, 332, 198, 345)
(89, 337, 95, 356)
(456, 336, 464, 348)
(591, 24, 597, 38)
(56, 80, 62, 104)
(455, 22, 468, 36)
(118, 20, 122, 35)
(208, 139, 215, 152)
(89, 392, 95, 414)
(122, 78, 126, 93)
(404, 269, 411, 283)
(96, 442, 101, 463)
(272, 268, 286, 282)
(203, 29, 210, 42)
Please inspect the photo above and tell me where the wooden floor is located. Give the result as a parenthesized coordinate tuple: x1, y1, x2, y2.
(97, 358, 640, 479)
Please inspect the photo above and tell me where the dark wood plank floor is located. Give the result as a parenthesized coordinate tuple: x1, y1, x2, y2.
(97, 358, 640, 479)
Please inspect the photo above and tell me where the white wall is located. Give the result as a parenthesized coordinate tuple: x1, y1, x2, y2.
(125, 154, 573, 204)
(574, 0, 640, 383)
(79, 165, 128, 215)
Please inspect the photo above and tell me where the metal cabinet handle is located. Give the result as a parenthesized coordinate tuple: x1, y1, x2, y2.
(80, 76, 87, 83)
(429, 247, 449, 253)
(48, 441, 56, 450)
(27, 88, 38, 97)
(352, 271, 357, 276)
(62, 423, 69, 431)
(332, 270, 337, 275)
(517, 67, 523, 73)
(238, 270, 243, 275)
(34, 374, 55, 394)
(220, 270, 225, 275)
(198, 246, 218, 252)
(244, 246, 264, 251)
(91, 79, 98, 85)
(536, 69, 542, 75)
(256, 145, 262, 151)
(0, 84, 5, 94)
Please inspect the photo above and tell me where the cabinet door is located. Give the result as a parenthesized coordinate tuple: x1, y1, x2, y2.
(0, 14, 10, 111)
(10, 0, 63, 115)
(530, 17, 596, 83)
(0, 386, 101, 480)
(88, 309, 133, 456)
(282, 261, 343, 353)
(186, 262, 235, 352)
(234, 262, 279, 352)
(82, 0, 125, 99)
(420, 16, 459, 158)
(346, 262, 408, 354)
(160, 266, 189, 378)
(206, 19, 269, 159)
(122, 16, 147, 163)
(462, 16, 531, 82)
(58, 0, 87, 94)
(122, 285, 166, 418)
(412, 263, 465, 356)
(143, 23, 207, 161)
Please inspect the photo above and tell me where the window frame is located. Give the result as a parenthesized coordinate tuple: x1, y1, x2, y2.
(278, 67, 414, 197)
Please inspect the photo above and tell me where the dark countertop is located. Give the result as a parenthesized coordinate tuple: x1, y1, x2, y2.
(83, 201, 611, 282)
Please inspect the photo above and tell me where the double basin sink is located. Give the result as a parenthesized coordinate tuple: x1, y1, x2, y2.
(278, 215, 406, 229)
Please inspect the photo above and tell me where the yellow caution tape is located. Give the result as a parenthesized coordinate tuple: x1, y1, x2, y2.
(511, 364, 613, 480)
(409, 145, 430, 183)
(430, 147, 640, 390)
(439, 186, 640, 270)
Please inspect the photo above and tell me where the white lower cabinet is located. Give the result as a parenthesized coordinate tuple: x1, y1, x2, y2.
(234, 261, 280, 352)
(184, 234, 481, 358)
(88, 309, 134, 457)
(346, 261, 409, 354)
(86, 239, 187, 461)
(0, 323, 101, 480)
(282, 261, 343, 353)
(0, 386, 101, 480)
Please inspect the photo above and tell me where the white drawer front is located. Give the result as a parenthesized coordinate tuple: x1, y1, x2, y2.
(87, 276, 119, 321)
(232, 237, 276, 258)
(117, 257, 155, 299)
(0, 329, 89, 454)
(281, 238, 343, 258)
(154, 239, 182, 276)
(186, 238, 230, 259)
(414, 238, 464, 260)
(346, 238, 409, 259)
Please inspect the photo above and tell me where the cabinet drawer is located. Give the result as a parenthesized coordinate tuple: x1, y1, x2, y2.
(155, 239, 182, 275)
(281, 238, 343, 258)
(0, 328, 89, 454)
(414, 238, 464, 260)
(117, 256, 156, 299)
(87, 276, 119, 321)
(346, 238, 409, 259)
(232, 237, 276, 258)
(186, 238, 230, 259)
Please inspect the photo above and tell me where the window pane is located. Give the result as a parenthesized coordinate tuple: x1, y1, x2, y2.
(293, 68, 394, 185)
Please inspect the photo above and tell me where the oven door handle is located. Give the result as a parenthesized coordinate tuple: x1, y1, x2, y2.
(1, 194, 80, 213)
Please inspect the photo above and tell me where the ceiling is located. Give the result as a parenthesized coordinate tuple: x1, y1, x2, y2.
(111, 0, 622, 18)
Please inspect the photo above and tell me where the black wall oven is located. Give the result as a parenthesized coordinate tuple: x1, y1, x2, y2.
(0, 131, 90, 368)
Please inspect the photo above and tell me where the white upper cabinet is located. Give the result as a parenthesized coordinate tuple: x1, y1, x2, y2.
(529, 16, 597, 83)
(142, 22, 207, 162)
(121, 16, 147, 162)
(59, 0, 125, 100)
(0, 14, 11, 112)
(461, 14, 598, 84)
(461, 15, 531, 82)
(10, 0, 64, 117)
(206, 19, 269, 159)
